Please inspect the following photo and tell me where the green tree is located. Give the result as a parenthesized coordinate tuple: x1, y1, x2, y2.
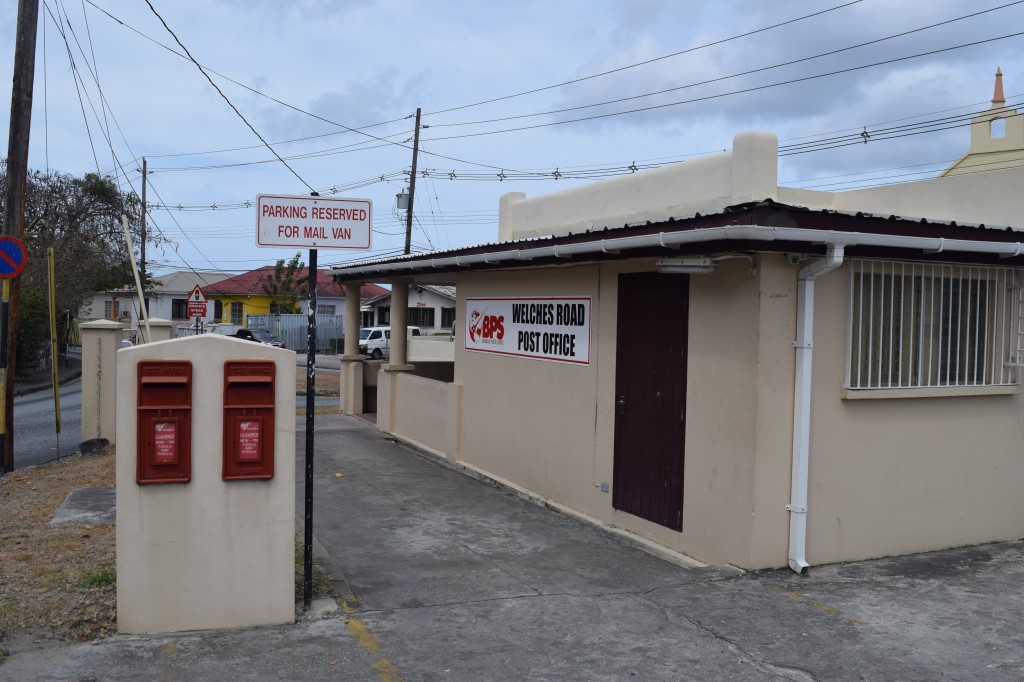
(0, 162, 160, 376)
(14, 289, 50, 378)
(261, 252, 308, 314)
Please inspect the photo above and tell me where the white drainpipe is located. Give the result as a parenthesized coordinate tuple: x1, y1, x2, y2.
(787, 244, 844, 574)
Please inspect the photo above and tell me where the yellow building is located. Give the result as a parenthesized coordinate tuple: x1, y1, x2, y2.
(205, 266, 386, 325)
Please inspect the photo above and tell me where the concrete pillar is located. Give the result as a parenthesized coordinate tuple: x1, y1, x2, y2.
(388, 279, 410, 367)
(340, 282, 364, 415)
(381, 280, 413, 433)
(116, 335, 296, 633)
(498, 191, 526, 242)
(340, 360, 364, 415)
(140, 318, 174, 343)
(80, 319, 121, 443)
(731, 130, 778, 204)
(343, 283, 361, 357)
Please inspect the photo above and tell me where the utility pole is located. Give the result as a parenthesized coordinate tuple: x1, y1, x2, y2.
(140, 157, 147, 286)
(1, 0, 40, 474)
(403, 107, 421, 256)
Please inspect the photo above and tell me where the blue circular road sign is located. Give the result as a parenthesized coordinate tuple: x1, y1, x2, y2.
(0, 236, 27, 279)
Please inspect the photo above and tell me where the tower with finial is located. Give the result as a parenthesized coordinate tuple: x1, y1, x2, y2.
(942, 67, 1024, 176)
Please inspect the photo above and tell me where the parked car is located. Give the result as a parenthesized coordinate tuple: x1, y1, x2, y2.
(233, 328, 286, 348)
(358, 326, 421, 359)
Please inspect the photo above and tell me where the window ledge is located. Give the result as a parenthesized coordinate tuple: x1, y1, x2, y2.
(842, 385, 1020, 400)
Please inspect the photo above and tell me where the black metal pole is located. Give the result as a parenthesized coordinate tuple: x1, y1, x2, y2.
(303, 247, 317, 609)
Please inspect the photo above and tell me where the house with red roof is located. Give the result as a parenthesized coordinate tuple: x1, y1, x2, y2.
(205, 266, 386, 326)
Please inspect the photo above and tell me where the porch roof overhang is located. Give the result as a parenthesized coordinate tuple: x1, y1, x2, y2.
(329, 200, 1024, 284)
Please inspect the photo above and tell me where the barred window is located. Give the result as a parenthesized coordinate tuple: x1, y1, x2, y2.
(407, 307, 435, 327)
(441, 307, 456, 329)
(171, 298, 188, 319)
(846, 260, 1022, 389)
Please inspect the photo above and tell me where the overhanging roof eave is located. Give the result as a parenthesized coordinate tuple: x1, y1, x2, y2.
(333, 229, 1024, 282)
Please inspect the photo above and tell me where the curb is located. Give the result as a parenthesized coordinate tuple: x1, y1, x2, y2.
(293, 516, 356, 605)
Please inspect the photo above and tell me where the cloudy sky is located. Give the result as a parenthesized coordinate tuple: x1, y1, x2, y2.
(2, 0, 1023, 276)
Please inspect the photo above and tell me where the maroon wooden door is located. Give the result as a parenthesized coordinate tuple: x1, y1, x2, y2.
(612, 272, 688, 531)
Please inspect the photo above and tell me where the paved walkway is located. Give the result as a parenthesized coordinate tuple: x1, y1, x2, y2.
(3, 412, 1023, 680)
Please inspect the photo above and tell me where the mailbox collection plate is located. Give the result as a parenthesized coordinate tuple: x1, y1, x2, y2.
(136, 360, 192, 484)
(223, 360, 276, 480)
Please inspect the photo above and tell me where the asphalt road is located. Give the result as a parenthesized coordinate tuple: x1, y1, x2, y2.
(12, 378, 81, 470)
(10, 374, 332, 471)
(5, 353, 337, 472)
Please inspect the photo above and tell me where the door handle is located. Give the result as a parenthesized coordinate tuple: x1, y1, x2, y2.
(617, 396, 626, 415)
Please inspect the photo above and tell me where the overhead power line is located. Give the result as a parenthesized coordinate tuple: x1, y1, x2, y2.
(421, 30, 1024, 143)
(82, 0, 859, 175)
(132, 96, 1024, 214)
(83, 0, 409, 139)
(86, 2, 518, 174)
(143, 0, 315, 192)
(424, 0, 864, 117)
(426, 1, 1024, 130)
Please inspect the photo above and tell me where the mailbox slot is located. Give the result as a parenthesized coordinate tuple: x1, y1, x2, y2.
(136, 360, 192, 484)
(223, 360, 276, 480)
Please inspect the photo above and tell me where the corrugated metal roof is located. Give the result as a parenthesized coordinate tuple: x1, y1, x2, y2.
(327, 200, 1024, 280)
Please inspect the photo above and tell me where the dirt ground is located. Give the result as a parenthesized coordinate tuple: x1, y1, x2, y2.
(295, 368, 339, 394)
(0, 451, 117, 642)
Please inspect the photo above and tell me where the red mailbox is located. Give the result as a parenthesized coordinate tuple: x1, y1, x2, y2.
(223, 360, 276, 480)
(136, 360, 193, 484)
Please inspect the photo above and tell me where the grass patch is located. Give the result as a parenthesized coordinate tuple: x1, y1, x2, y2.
(80, 571, 116, 588)
(294, 536, 337, 601)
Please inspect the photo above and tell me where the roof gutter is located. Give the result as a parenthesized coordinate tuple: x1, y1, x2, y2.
(330, 225, 1024, 279)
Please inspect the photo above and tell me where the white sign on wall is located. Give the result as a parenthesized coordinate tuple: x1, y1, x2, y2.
(256, 194, 372, 249)
(465, 296, 591, 365)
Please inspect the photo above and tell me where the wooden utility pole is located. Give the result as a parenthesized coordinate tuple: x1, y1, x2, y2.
(403, 107, 421, 256)
(140, 157, 147, 286)
(1, 0, 40, 474)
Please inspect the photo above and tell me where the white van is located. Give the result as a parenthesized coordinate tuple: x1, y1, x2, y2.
(357, 326, 421, 359)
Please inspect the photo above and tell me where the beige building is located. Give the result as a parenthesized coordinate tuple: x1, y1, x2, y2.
(942, 68, 1024, 177)
(330, 73, 1024, 573)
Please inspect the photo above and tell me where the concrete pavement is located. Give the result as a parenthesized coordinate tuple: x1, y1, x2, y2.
(3, 411, 1023, 680)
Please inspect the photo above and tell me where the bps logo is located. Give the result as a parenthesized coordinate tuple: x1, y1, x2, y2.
(468, 309, 504, 343)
